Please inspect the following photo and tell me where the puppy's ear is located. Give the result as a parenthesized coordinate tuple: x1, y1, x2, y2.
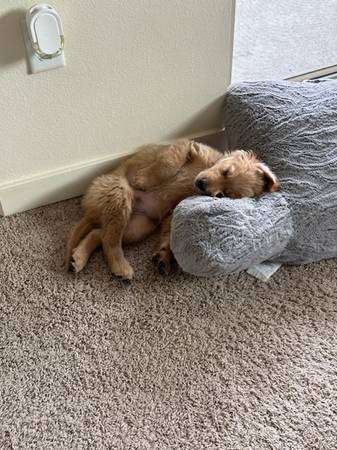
(186, 141, 200, 162)
(257, 163, 280, 192)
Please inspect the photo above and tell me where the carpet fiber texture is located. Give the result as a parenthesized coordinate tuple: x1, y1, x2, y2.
(1, 198, 337, 449)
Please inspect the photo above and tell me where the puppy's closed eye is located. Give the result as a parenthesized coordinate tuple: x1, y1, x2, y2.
(222, 166, 234, 177)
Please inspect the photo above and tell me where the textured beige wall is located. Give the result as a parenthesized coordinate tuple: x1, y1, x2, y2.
(0, 0, 234, 185)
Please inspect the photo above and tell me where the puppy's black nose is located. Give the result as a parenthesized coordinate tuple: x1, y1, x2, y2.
(195, 178, 207, 192)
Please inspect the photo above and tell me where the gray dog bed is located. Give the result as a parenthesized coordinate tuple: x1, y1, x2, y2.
(171, 80, 337, 277)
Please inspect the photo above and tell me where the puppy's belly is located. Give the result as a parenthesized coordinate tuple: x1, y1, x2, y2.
(133, 190, 163, 219)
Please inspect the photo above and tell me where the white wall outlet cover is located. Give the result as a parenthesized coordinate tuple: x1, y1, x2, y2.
(22, 4, 65, 74)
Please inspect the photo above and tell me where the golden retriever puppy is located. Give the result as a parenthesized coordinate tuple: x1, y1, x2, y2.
(66, 140, 279, 279)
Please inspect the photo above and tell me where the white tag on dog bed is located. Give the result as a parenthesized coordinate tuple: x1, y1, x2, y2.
(247, 262, 282, 281)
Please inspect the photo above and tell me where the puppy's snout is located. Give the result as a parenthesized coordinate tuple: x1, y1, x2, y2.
(195, 177, 207, 192)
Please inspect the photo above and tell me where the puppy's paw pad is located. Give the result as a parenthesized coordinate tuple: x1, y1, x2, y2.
(152, 251, 174, 275)
(67, 256, 76, 272)
(158, 260, 171, 275)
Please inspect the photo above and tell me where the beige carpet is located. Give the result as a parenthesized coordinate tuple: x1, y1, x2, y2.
(1, 197, 337, 449)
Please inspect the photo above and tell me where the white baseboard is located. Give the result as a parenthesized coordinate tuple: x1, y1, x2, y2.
(0, 151, 132, 216)
(0, 128, 223, 216)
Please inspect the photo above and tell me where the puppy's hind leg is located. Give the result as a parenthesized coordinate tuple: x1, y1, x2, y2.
(66, 216, 94, 270)
(102, 221, 134, 280)
(71, 228, 102, 273)
(123, 214, 157, 244)
(98, 175, 135, 280)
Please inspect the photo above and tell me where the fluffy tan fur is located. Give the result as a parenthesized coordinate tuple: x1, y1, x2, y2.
(66, 141, 279, 279)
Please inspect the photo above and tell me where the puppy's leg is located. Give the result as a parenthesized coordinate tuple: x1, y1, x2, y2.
(152, 213, 175, 275)
(102, 224, 134, 280)
(128, 141, 194, 190)
(99, 177, 135, 280)
(123, 214, 157, 244)
(66, 216, 94, 270)
(71, 229, 102, 273)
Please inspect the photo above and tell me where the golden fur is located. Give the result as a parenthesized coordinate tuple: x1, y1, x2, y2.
(67, 140, 279, 279)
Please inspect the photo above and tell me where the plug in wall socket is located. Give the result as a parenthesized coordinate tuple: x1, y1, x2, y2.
(22, 4, 65, 74)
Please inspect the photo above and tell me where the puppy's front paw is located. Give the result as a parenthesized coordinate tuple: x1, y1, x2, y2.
(130, 171, 148, 190)
(152, 248, 175, 275)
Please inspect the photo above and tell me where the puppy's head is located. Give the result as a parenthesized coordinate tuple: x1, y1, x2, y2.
(194, 150, 280, 199)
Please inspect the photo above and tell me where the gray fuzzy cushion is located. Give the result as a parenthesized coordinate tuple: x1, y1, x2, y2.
(171, 194, 293, 277)
(171, 80, 337, 276)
